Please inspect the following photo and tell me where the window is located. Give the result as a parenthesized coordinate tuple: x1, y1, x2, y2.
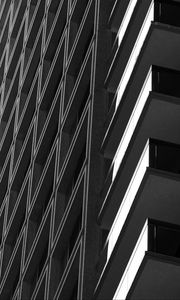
(149, 220, 180, 258)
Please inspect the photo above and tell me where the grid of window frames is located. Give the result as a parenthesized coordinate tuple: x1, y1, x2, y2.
(0, 0, 96, 299)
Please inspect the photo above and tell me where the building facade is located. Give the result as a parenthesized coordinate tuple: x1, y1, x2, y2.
(0, 0, 180, 299)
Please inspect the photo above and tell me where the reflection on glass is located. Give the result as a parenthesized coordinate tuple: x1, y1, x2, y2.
(108, 140, 149, 260)
(113, 220, 148, 300)
(116, 1, 154, 109)
(113, 67, 152, 180)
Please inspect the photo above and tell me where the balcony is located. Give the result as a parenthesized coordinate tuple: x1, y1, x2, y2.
(114, 219, 180, 299)
(107, 0, 180, 93)
(103, 3, 180, 158)
(108, 138, 180, 259)
(128, 252, 180, 300)
(95, 139, 180, 299)
(100, 66, 180, 229)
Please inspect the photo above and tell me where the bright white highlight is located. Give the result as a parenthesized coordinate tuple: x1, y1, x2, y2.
(116, 1, 154, 109)
(95, 2, 155, 294)
(113, 220, 148, 299)
(113, 67, 152, 180)
(117, 0, 138, 47)
(108, 141, 149, 260)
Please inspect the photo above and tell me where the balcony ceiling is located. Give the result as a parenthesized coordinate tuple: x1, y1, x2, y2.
(128, 252, 180, 300)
